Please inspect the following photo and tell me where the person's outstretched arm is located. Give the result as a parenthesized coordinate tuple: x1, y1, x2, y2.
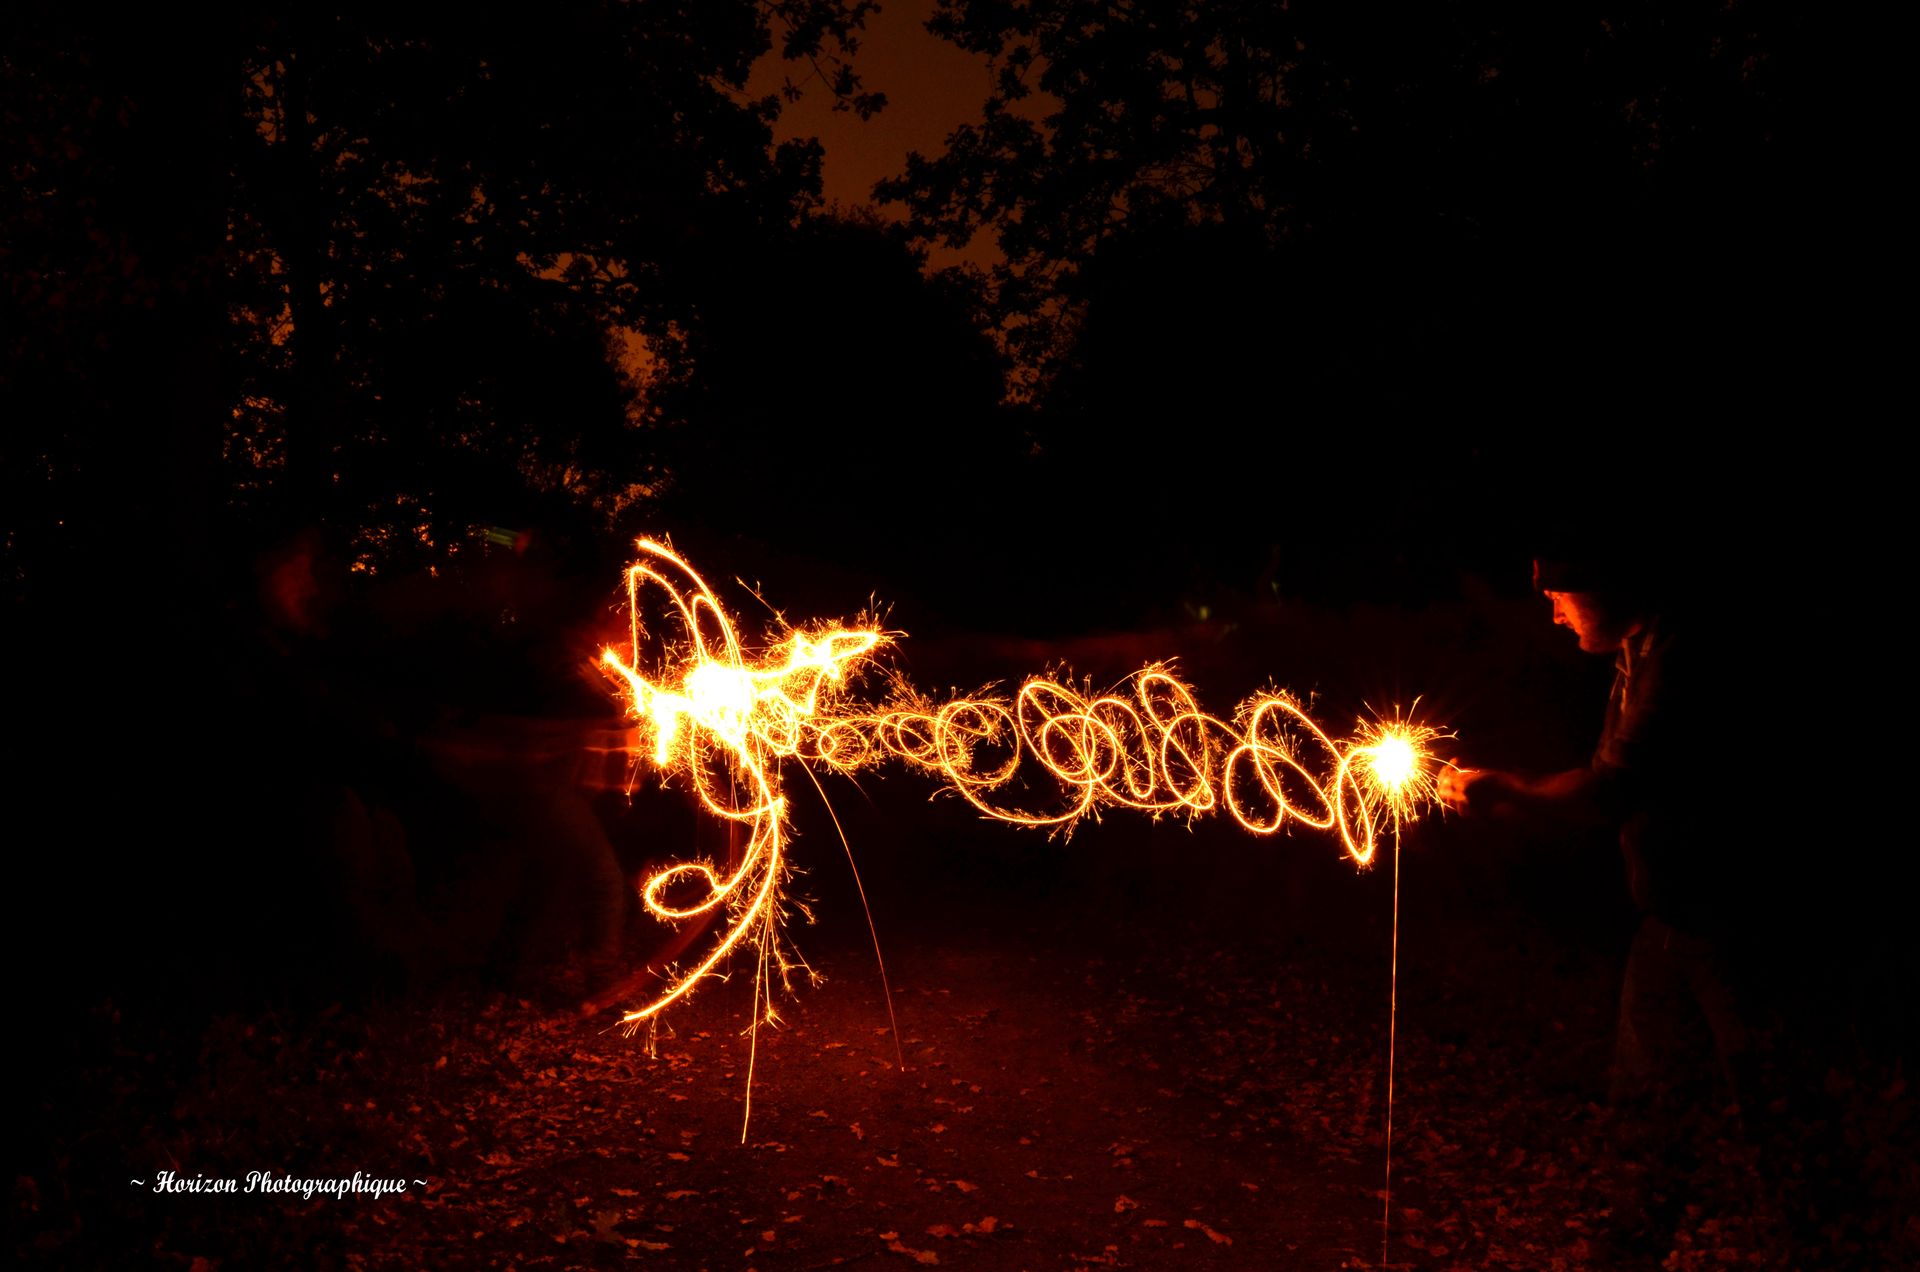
(1438, 764, 1610, 824)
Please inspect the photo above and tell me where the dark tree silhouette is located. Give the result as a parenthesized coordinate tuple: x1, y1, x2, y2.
(3, 0, 885, 615)
(874, 0, 1821, 611)
(880, 1, 1813, 400)
(1, 0, 940, 1015)
(2, 9, 242, 618)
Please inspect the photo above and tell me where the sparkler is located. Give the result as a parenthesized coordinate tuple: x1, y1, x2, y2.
(1346, 709, 1446, 1269)
(597, 537, 1446, 1156)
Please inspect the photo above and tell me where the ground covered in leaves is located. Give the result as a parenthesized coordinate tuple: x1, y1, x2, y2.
(19, 806, 1915, 1270)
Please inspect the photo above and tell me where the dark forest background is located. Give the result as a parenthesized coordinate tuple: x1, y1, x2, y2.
(6, 5, 1908, 1266)
(2, 0, 1885, 1070)
(5, 1, 1847, 630)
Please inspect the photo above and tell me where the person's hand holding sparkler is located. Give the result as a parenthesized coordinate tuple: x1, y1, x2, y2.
(1437, 762, 1602, 820)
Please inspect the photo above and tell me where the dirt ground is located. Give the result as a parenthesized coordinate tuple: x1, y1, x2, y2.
(14, 602, 1915, 1270)
(21, 796, 1913, 1271)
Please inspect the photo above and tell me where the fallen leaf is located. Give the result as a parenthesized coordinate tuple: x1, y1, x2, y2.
(887, 1238, 939, 1265)
(1115, 1196, 1139, 1214)
(1184, 1219, 1232, 1246)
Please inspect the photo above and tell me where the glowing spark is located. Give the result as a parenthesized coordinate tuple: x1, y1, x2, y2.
(1370, 735, 1416, 793)
(599, 539, 1447, 1044)
(597, 538, 886, 1040)
(1341, 708, 1446, 1270)
(1351, 713, 1445, 830)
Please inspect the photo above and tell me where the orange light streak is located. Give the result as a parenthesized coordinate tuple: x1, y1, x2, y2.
(597, 538, 885, 1033)
(599, 538, 1446, 1046)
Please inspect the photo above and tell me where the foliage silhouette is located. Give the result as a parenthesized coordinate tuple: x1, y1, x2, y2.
(879, 0, 1816, 408)
(3, 0, 893, 611)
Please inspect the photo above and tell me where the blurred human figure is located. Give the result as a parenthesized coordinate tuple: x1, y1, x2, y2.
(1438, 548, 1751, 1250)
(392, 522, 636, 998)
(415, 712, 631, 993)
(239, 524, 635, 998)
(243, 528, 439, 988)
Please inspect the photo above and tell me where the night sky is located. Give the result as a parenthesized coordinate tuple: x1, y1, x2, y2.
(4, 4, 1895, 1269)
(752, 2, 987, 235)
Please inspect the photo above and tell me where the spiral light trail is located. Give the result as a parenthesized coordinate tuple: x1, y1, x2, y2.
(598, 537, 1442, 1033)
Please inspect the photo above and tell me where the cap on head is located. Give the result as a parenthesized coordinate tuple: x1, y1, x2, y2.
(1532, 554, 1627, 594)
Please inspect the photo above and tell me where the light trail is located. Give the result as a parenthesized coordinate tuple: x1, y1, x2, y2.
(597, 538, 872, 1033)
(597, 537, 1447, 1150)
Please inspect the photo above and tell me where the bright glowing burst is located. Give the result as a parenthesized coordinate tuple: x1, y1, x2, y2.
(1369, 734, 1417, 792)
(1353, 714, 1446, 829)
(599, 538, 1447, 1037)
(597, 538, 887, 1030)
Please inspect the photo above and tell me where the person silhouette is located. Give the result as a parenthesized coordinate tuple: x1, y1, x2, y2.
(1439, 544, 1753, 1251)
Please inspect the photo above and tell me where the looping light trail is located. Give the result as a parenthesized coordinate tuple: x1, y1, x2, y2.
(598, 537, 1444, 1033)
(596, 538, 875, 1027)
